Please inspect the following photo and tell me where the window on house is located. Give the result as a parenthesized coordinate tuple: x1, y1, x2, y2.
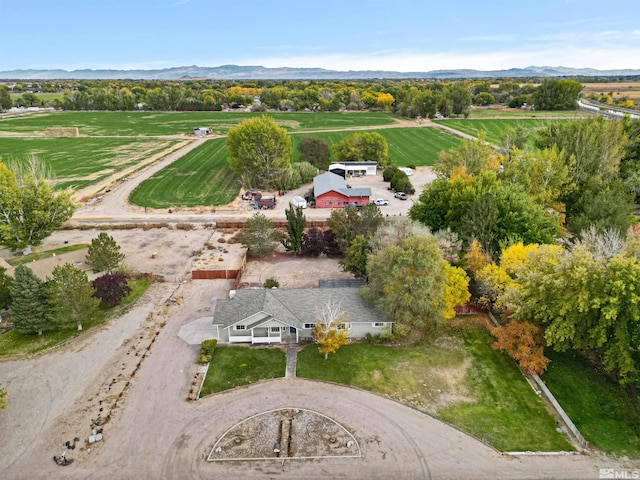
(234, 325, 246, 331)
(337, 323, 347, 330)
(304, 323, 315, 329)
(373, 322, 385, 328)
(326, 201, 332, 206)
(270, 327, 281, 333)
(343, 201, 349, 205)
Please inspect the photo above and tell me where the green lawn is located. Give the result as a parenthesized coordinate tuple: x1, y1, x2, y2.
(0, 137, 179, 190)
(542, 350, 640, 456)
(199, 345, 286, 395)
(7, 243, 89, 267)
(129, 138, 239, 208)
(0, 279, 153, 357)
(0, 111, 399, 137)
(291, 127, 461, 166)
(433, 119, 568, 146)
(10, 92, 63, 102)
(297, 319, 572, 452)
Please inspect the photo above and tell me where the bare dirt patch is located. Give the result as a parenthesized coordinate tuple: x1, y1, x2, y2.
(240, 250, 354, 288)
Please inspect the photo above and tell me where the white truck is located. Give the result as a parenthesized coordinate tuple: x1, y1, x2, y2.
(291, 196, 307, 209)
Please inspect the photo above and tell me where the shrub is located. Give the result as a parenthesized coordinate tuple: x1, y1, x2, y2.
(264, 277, 280, 288)
(176, 222, 195, 231)
(383, 166, 400, 182)
(198, 339, 217, 364)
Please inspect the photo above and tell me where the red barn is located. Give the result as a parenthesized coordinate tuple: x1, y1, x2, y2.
(313, 171, 371, 209)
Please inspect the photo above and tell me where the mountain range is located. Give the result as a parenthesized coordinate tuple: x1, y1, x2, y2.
(1, 65, 640, 80)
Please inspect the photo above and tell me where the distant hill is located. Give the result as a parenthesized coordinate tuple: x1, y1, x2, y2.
(1, 64, 640, 80)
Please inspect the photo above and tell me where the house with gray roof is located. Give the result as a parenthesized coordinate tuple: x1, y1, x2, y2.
(313, 171, 371, 209)
(211, 287, 392, 344)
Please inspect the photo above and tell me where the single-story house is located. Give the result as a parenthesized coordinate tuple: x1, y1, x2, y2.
(211, 287, 392, 344)
(313, 171, 371, 209)
(329, 162, 377, 177)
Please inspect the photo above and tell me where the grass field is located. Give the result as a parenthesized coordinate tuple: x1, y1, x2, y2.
(467, 108, 588, 119)
(130, 126, 460, 207)
(541, 350, 640, 456)
(433, 118, 569, 146)
(199, 345, 286, 396)
(0, 137, 180, 190)
(0, 111, 399, 137)
(129, 138, 238, 208)
(9, 92, 63, 102)
(291, 127, 461, 166)
(0, 279, 152, 357)
(297, 318, 572, 452)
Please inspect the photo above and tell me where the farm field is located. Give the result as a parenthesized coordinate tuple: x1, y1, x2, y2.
(9, 92, 63, 102)
(0, 137, 180, 190)
(466, 107, 588, 119)
(0, 111, 399, 137)
(129, 138, 238, 208)
(291, 127, 461, 166)
(581, 81, 640, 103)
(433, 118, 569, 146)
(131, 126, 461, 208)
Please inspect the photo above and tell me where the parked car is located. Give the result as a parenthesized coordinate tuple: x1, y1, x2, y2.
(371, 198, 389, 206)
(394, 192, 408, 200)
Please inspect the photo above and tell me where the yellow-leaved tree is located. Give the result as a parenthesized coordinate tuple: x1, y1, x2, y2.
(443, 263, 471, 320)
(312, 298, 350, 360)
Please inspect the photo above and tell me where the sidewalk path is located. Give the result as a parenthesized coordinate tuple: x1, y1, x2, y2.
(286, 343, 298, 378)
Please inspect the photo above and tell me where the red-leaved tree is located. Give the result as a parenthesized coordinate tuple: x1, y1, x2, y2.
(92, 272, 131, 307)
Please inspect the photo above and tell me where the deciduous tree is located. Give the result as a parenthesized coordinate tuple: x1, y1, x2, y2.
(490, 320, 550, 375)
(92, 271, 132, 307)
(46, 263, 100, 331)
(532, 78, 582, 111)
(297, 136, 331, 167)
(442, 263, 470, 320)
(333, 132, 389, 166)
(226, 116, 292, 189)
(312, 298, 350, 359)
(241, 212, 281, 257)
(0, 160, 75, 252)
(362, 235, 448, 340)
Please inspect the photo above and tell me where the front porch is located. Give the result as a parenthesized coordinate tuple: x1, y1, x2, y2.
(229, 326, 299, 345)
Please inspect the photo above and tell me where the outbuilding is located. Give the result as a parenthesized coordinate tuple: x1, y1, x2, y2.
(313, 171, 371, 209)
(329, 162, 377, 177)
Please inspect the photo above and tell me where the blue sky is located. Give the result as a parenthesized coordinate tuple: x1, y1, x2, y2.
(1, 0, 639, 72)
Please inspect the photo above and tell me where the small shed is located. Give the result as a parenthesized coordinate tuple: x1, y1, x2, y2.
(193, 127, 210, 136)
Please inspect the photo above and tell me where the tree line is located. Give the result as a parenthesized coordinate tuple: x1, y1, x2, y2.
(0, 232, 130, 336)
(1, 78, 584, 116)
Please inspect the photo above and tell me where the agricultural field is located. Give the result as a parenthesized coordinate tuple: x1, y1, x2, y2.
(433, 118, 570, 146)
(130, 126, 461, 208)
(0, 111, 399, 137)
(0, 137, 180, 190)
(129, 138, 238, 208)
(466, 107, 588, 119)
(581, 81, 640, 104)
(9, 92, 63, 102)
(291, 127, 461, 166)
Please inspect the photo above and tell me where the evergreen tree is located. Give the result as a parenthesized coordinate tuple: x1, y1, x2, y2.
(87, 232, 125, 273)
(10, 266, 50, 335)
(281, 204, 306, 254)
